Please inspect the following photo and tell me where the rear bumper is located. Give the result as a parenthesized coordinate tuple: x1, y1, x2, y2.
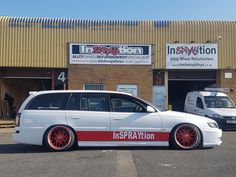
(12, 127, 45, 146)
(202, 128, 222, 147)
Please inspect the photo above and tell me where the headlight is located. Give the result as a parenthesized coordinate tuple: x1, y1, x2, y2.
(207, 122, 218, 128)
(213, 114, 224, 119)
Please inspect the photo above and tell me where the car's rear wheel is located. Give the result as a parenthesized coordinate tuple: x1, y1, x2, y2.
(171, 124, 201, 150)
(45, 125, 75, 151)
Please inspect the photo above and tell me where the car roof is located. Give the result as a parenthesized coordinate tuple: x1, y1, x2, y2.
(30, 90, 132, 96)
(188, 91, 228, 97)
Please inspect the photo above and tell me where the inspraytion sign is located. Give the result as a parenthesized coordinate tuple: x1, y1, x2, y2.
(166, 44, 218, 69)
(69, 43, 151, 65)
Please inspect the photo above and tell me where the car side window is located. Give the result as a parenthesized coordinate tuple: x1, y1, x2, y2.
(26, 93, 69, 110)
(67, 93, 81, 110)
(110, 95, 146, 113)
(81, 93, 109, 112)
(196, 97, 204, 109)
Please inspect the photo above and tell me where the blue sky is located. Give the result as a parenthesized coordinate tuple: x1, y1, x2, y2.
(0, 0, 235, 21)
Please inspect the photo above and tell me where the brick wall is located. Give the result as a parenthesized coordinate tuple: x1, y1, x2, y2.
(217, 70, 236, 102)
(68, 65, 153, 102)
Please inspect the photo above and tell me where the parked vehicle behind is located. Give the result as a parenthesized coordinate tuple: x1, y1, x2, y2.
(184, 88, 236, 130)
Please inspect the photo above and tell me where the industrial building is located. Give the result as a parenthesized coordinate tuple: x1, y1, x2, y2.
(0, 16, 236, 118)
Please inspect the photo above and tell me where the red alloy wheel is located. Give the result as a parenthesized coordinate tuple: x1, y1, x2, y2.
(174, 124, 200, 149)
(47, 126, 72, 150)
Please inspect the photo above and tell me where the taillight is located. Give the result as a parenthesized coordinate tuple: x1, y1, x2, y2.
(15, 113, 21, 127)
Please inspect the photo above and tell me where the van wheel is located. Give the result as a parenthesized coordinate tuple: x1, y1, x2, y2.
(170, 124, 201, 150)
(45, 125, 75, 151)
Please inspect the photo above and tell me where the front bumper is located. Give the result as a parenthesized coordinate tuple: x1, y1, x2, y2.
(202, 128, 222, 147)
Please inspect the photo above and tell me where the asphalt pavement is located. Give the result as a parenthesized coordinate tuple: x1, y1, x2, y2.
(0, 130, 235, 177)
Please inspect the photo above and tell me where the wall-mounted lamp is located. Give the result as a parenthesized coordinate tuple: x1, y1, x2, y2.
(190, 41, 195, 43)
(226, 66, 232, 70)
(206, 40, 211, 43)
(174, 40, 179, 43)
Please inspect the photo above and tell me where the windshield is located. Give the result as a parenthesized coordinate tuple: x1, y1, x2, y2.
(204, 96, 236, 108)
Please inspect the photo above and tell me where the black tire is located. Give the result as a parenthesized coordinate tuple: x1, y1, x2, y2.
(170, 124, 201, 150)
(44, 125, 75, 151)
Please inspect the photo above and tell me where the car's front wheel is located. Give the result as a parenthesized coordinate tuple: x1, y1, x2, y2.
(44, 125, 75, 151)
(170, 124, 201, 150)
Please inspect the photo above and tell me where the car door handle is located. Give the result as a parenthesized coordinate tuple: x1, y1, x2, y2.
(71, 117, 80, 120)
(113, 118, 122, 120)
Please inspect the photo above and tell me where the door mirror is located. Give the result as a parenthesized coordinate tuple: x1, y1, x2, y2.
(147, 106, 156, 113)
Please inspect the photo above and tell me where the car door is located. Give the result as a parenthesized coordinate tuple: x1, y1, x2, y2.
(109, 94, 163, 144)
(65, 93, 111, 142)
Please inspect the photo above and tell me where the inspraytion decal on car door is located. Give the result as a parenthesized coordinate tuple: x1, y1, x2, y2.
(76, 131, 170, 141)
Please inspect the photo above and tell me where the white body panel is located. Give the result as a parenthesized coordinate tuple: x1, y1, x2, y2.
(160, 111, 222, 147)
(13, 110, 66, 145)
(110, 112, 162, 131)
(66, 111, 110, 131)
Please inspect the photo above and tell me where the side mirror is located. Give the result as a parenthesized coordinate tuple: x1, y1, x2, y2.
(147, 106, 156, 113)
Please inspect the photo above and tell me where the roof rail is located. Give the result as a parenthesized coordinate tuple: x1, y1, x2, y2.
(204, 88, 234, 92)
(29, 91, 38, 96)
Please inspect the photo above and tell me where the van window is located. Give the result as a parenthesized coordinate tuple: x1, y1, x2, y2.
(110, 95, 146, 112)
(196, 97, 204, 109)
(67, 93, 81, 110)
(204, 96, 235, 108)
(27, 93, 69, 110)
(81, 93, 109, 112)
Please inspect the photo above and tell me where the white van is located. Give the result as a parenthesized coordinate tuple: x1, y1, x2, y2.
(184, 89, 236, 130)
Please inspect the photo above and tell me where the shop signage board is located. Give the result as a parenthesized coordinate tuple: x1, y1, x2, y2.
(166, 44, 218, 69)
(69, 43, 151, 65)
(117, 84, 138, 96)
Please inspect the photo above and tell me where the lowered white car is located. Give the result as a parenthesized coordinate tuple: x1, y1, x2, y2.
(13, 90, 222, 151)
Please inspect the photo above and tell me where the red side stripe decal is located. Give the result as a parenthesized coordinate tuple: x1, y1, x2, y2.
(76, 131, 170, 141)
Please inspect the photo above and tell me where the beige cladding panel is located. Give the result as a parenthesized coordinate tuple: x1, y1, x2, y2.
(0, 17, 236, 69)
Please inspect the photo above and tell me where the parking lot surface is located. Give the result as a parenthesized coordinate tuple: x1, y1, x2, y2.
(0, 130, 235, 177)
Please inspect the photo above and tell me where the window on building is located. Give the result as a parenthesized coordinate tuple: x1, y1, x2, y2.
(84, 84, 104, 90)
(153, 71, 165, 85)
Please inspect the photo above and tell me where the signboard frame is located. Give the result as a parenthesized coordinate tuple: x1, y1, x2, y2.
(166, 44, 218, 69)
(69, 43, 152, 65)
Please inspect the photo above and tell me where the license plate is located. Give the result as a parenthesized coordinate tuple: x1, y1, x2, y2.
(226, 120, 236, 124)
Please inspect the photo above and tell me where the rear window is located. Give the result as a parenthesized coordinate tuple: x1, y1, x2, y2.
(26, 93, 69, 110)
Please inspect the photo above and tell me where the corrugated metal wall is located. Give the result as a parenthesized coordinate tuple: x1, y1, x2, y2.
(157, 21, 236, 69)
(0, 16, 236, 69)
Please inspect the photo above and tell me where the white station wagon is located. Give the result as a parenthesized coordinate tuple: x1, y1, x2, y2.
(13, 90, 222, 151)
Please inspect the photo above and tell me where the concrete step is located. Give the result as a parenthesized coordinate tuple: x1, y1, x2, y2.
(0, 120, 15, 128)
